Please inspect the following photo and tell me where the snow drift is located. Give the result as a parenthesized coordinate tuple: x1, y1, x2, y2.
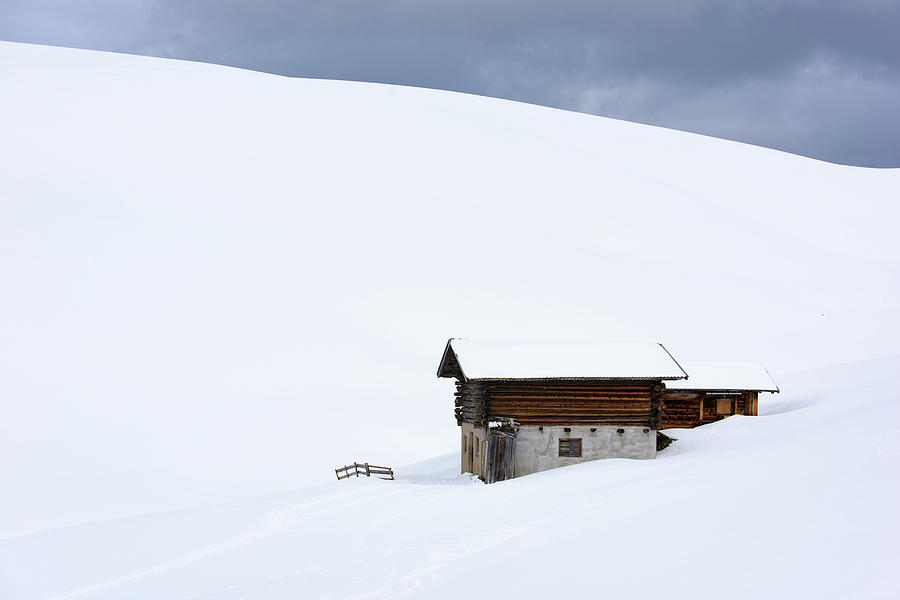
(1, 358, 897, 599)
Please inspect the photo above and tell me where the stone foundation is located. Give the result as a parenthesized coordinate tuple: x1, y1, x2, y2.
(513, 425, 656, 478)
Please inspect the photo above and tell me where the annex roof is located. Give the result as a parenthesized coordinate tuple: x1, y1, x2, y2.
(437, 339, 688, 381)
(665, 361, 779, 392)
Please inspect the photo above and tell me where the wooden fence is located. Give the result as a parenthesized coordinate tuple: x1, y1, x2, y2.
(335, 462, 394, 481)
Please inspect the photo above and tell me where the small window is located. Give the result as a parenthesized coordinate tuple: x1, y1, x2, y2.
(559, 438, 582, 457)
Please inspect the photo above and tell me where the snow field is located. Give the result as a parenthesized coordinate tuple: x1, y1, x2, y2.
(1, 358, 897, 599)
(0, 42, 898, 599)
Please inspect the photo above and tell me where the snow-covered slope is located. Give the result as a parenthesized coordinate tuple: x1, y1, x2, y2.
(1, 41, 899, 544)
(1, 357, 897, 599)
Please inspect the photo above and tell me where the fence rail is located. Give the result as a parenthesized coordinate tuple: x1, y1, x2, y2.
(335, 462, 394, 481)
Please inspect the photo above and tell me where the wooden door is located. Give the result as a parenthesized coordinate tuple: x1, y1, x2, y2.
(484, 429, 517, 484)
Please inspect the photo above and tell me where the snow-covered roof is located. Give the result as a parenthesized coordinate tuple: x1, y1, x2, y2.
(665, 361, 779, 392)
(437, 339, 688, 381)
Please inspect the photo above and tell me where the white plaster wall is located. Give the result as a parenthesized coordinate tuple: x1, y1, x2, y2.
(514, 425, 656, 477)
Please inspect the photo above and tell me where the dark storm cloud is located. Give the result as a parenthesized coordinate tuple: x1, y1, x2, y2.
(2, 1, 899, 166)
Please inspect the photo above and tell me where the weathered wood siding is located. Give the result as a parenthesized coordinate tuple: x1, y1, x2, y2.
(701, 396, 718, 421)
(484, 429, 517, 484)
(454, 382, 487, 426)
(439, 350, 465, 380)
(462, 382, 759, 430)
(659, 390, 754, 429)
(658, 392, 701, 429)
(745, 391, 759, 416)
(481, 380, 662, 426)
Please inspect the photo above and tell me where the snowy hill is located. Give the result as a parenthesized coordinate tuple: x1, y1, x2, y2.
(1, 41, 899, 595)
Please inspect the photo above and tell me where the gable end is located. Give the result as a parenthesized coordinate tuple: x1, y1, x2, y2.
(437, 339, 466, 381)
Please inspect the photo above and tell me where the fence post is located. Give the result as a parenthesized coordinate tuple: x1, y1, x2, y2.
(354, 462, 360, 477)
(364, 462, 370, 477)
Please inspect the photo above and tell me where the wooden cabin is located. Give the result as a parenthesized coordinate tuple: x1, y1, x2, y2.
(658, 361, 779, 429)
(437, 339, 688, 483)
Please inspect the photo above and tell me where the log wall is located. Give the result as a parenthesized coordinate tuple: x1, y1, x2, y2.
(482, 380, 661, 426)
(745, 391, 759, 416)
(659, 390, 754, 429)
(455, 382, 487, 426)
(457, 379, 760, 430)
(658, 392, 702, 429)
(701, 396, 718, 421)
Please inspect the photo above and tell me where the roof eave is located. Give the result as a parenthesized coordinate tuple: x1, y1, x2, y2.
(658, 342, 690, 380)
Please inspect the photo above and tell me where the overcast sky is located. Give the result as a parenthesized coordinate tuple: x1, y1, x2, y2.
(3, 0, 899, 166)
